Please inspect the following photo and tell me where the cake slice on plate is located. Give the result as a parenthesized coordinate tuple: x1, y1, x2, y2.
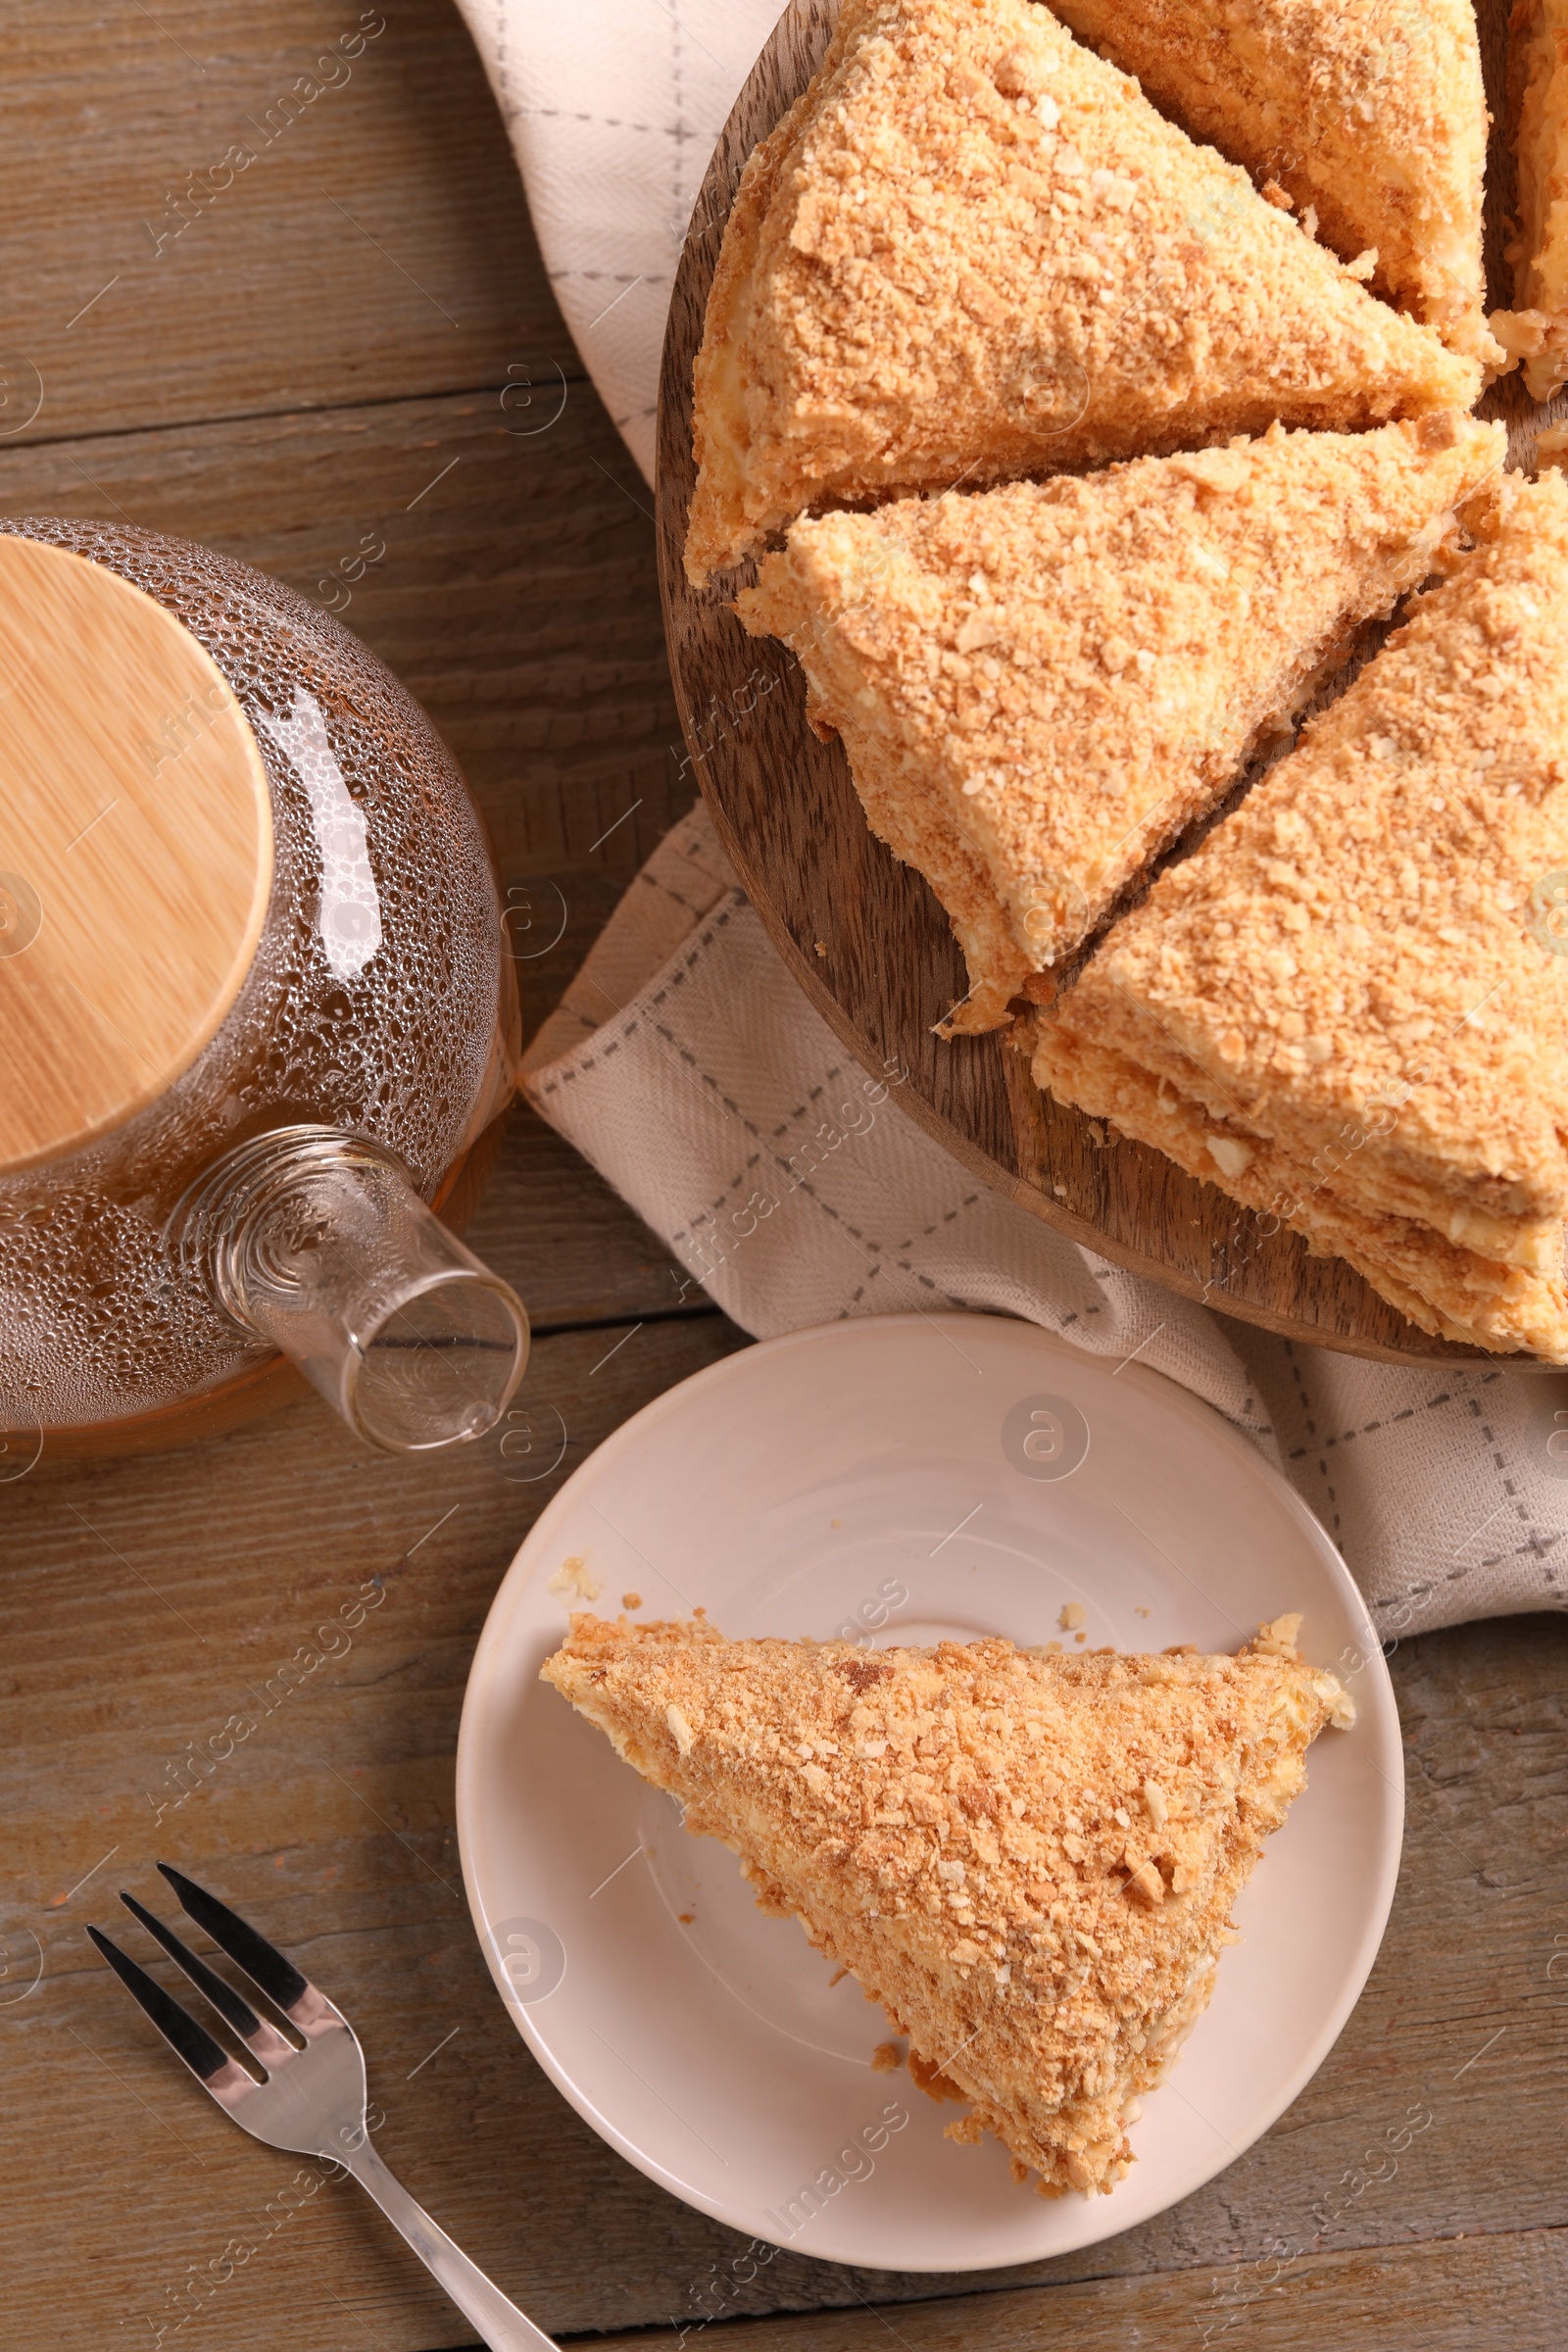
(1033, 469, 1568, 1361)
(684, 0, 1482, 582)
(1048, 0, 1500, 368)
(735, 415, 1504, 1031)
(542, 1612, 1351, 2196)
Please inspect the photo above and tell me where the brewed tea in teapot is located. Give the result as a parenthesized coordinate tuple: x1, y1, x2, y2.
(0, 516, 527, 1460)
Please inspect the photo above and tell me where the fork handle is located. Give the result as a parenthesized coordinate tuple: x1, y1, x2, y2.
(342, 2137, 558, 2350)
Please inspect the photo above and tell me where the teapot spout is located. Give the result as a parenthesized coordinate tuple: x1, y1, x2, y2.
(175, 1126, 529, 1453)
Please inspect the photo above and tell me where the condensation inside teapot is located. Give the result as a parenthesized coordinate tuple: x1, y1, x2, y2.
(0, 519, 520, 1444)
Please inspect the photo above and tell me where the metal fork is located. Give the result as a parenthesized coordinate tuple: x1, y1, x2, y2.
(88, 1865, 555, 2351)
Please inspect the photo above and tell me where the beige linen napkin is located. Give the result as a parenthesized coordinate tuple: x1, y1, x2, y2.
(523, 806, 1568, 1639)
(457, 0, 782, 482)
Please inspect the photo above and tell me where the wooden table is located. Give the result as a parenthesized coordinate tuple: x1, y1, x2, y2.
(1, 7, 1563, 2347)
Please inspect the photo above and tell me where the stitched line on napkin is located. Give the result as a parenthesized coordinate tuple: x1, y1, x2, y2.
(532, 905, 928, 1278)
(528, 903, 742, 1100)
(648, 1006, 1002, 1315)
(1282, 1349, 1563, 1608)
(1088, 1262, 1272, 1433)
(669, 0, 695, 215)
(550, 264, 672, 282)
(673, 1110, 983, 1318)
(633, 862, 723, 923)
(530, 898, 1278, 1425)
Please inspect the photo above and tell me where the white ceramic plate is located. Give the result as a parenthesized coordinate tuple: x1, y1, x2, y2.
(457, 1315, 1402, 2274)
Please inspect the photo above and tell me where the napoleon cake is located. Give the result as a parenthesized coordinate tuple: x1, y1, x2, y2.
(684, 0, 1482, 583)
(1034, 470, 1568, 1361)
(543, 1611, 1351, 2197)
(1494, 0, 1568, 398)
(1047, 0, 1500, 368)
(735, 415, 1504, 1031)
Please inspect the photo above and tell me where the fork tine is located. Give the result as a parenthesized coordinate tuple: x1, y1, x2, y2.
(120, 1891, 295, 2065)
(157, 1864, 310, 2013)
(86, 1925, 238, 2087)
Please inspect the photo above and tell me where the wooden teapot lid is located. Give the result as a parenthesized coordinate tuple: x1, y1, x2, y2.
(0, 533, 272, 1173)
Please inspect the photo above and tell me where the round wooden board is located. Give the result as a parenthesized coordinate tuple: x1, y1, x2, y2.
(656, 0, 1540, 1367)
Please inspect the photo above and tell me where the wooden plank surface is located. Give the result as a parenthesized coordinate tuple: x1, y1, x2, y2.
(0, 1, 1562, 2348)
(0, 1317, 756, 2352)
(0, 384, 690, 980)
(590, 2226, 1568, 2350)
(0, 0, 574, 444)
(3, 1541, 1561, 2347)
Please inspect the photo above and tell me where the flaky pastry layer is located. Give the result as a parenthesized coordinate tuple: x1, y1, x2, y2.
(1050, 0, 1499, 368)
(543, 1612, 1348, 2197)
(736, 416, 1503, 1029)
(685, 0, 1481, 582)
(1034, 472, 1568, 1360)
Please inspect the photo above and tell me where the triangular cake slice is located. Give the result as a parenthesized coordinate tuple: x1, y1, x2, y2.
(543, 1612, 1351, 2196)
(1049, 0, 1500, 368)
(1494, 0, 1568, 399)
(684, 0, 1482, 582)
(735, 415, 1504, 1031)
(1034, 470, 1568, 1361)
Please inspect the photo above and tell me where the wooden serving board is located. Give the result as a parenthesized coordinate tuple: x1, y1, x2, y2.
(656, 0, 1548, 1366)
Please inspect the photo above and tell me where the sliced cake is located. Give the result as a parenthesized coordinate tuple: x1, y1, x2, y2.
(1049, 0, 1500, 367)
(735, 415, 1504, 1031)
(684, 0, 1483, 583)
(543, 1611, 1351, 2197)
(1034, 470, 1568, 1361)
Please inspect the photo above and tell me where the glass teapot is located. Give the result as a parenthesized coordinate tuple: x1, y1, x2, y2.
(0, 516, 528, 1462)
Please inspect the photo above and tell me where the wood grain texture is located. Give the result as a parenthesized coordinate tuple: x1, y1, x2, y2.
(656, 0, 1563, 1371)
(588, 2227, 1568, 2350)
(0, 0, 1562, 2345)
(0, 0, 575, 445)
(0, 535, 273, 1168)
(0, 1317, 758, 2352)
(466, 1105, 719, 1337)
(0, 384, 692, 1023)
(1, 1539, 1560, 2352)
